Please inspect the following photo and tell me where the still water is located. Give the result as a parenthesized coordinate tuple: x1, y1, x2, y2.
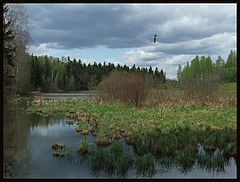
(3, 101, 236, 178)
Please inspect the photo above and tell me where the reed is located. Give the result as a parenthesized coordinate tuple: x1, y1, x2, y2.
(77, 139, 91, 155)
(133, 153, 156, 177)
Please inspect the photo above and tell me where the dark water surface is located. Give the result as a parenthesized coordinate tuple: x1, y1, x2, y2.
(3, 101, 236, 178)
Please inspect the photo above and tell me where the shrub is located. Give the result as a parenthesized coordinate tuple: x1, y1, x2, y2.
(182, 75, 219, 103)
(97, 71, 152, 107)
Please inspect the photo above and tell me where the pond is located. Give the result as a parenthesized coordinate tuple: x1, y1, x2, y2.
(3, 100, 236, 179)
(32, 91, 104, 99)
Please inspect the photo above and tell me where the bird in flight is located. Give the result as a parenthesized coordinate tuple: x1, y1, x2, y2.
(153, 34, 157, 43)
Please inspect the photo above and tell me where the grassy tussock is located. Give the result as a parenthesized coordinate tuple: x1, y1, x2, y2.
(28, 97, 236, 161)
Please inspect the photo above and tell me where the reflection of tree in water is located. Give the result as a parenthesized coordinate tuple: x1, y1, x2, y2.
(61, 139, 235, 178)
(4, 100, 67, 178)
(4, 102, 35, 177)
(29, 112, 65, 129)
(4, 101, 31, 177)
(4, 101, 66, 178)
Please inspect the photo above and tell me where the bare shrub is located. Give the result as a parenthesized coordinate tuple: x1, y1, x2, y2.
(144, 86, 236, 108)
(182, 75, 219, 104)
(97, 71, 152, 107)
(144, 88, 183, 107)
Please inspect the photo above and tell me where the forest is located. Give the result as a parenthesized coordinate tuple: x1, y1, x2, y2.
(29, 55, 166, 92)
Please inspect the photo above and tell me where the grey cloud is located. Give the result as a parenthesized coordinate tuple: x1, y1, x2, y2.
(152, 32, 236, 55)
(25, 4, 236, 49)
(24, 3, 236, 79)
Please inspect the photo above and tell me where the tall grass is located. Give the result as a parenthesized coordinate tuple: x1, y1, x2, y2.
(28, 95, 236, 177)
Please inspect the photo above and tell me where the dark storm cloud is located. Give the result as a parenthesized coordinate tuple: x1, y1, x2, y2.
(25, 4, 236, 49)
(26, 4, 154, 49)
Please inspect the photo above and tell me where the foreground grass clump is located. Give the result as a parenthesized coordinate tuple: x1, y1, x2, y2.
(64, 140, 233, 178)
(88, 142, 133, 177)
(77, 139, 91, 155)
(51, 143, 65, 157)
(28, 98, 236, 159)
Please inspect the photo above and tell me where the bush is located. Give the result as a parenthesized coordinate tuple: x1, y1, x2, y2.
(182, 75, 219, 103)
(97, 71, 152, 107)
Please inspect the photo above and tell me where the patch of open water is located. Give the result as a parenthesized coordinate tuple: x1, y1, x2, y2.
(3, 101, 236, 178)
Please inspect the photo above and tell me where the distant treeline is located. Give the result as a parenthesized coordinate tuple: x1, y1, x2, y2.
(29, 55, 166, 92)
(177, 50, 236, 100)
(177, 50, 237, 83)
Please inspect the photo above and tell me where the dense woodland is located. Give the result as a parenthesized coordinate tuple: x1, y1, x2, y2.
(29, 55, 166, 92)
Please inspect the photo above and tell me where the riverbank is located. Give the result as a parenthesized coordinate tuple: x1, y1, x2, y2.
(26, 98, 236, 160)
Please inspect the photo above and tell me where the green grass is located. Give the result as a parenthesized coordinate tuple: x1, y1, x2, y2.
(27, 98, 236, 162)
(30, 98, 236, 177)
(218, 82, 236, 95)
(77, 139, 91, 154)
(27, 99, 236, 135)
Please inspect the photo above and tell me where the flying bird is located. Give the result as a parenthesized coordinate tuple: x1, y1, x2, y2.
(153, 34, 157, 43)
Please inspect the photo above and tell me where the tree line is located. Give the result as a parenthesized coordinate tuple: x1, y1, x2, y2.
(177, 50, 236, 84)
(177, 50, 236, 100)
(29, 55, 166, 92)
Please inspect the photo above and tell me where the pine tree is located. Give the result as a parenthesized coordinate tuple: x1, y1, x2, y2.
(148, 66, 153, 75)
(225, 50, 236, 82)
(131, 64, 136, 72)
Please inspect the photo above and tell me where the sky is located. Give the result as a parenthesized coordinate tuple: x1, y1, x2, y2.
(23, 3, 236, 79)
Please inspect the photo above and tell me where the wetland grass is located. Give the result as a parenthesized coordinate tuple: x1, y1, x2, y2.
(28, 98, 236, 176)
(51, 144, 65, 157)
(77, 139, 91, 155)
(133, 153, 156, 177)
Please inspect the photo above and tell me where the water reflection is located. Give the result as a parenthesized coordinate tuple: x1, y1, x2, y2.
(61, 141, 236, 178)
(3, 101, 236, 178)
(4, 101, 32, 178)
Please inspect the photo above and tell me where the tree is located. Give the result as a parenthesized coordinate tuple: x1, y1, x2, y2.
(97, 71, 152, 107)
(116, 63, 121, 71)
(3, 3, 17, 98)
(191, 56, 200, 79)
(28, 54, 166, 92)
(154, 67, 159, 76)
(225, 50, 236, 68)
(4, 4, 31, 95)
(214, 56, 225, 82)
(180, 56, 219, 102)
(225, 50, 236, 82)
(148, 66, 153, 75)
(176, 65, 182, 84)
(160, 69, 166, 83)
(131, 64, 136, 72)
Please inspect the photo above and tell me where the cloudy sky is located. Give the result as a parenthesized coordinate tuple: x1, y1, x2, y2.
(23, 3, 236, 79)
